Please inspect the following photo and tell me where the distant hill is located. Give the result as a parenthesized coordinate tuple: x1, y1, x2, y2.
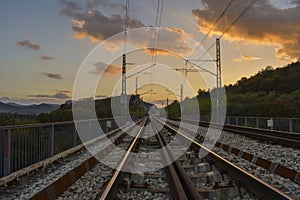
(167, 61, 300, 118)
(223, 61, 300, 117)
(226, 61, 300, 94)
(0, 102, 59, 114)
(36, 95, 153, 123)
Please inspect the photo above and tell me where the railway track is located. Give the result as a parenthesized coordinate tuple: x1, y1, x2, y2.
(172, 118, 300, 149)
(0, 120, 141, 199)
(165, 119, 300, 186)
(154, 122, 202, 199)
(96, 119, 148, 199)
(153, 117, 295, 199)
(1, 117, 297, 199)
(61, 117, 295, 199)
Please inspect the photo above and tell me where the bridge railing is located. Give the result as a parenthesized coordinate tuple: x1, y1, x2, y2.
(199, 116, 300, 133)
(0, 118, 122, 178)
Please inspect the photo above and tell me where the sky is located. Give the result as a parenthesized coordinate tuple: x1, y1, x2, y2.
(0, 0, 299, 105)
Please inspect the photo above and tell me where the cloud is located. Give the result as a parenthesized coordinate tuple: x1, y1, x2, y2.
(233, 54, 262, 62)
(59, 2, 196, 56)
(141, 28, 196, 57)
(0, 97, 11, 102)
(17, 40, 54, 60)
(58, 0, 82, 16)
(70, 10, 144, 42)
(41, 72, 62, 80)
(96, 94, 108, 99)
(86, 0, 126, 10)
(99, 27, 197, 57)
(91, 62, 121, 75)
(132, 27, 196, 57)
(56, 90, 71, 94)
(59, 0, 126, 16)
(192, 0, 300, 61)
(97, 27, 197, 56)
(144, 48, 171, 56)
(59, 0, 144, 43)
(28, 92, 70, 99)
(17, 40, 40, 51)
(0, 94, 70, 105)
(39, 54, 54, 60)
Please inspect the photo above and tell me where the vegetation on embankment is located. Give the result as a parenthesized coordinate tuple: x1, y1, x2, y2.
(167, 61, 300, 118)
(36, 95, 149, 123)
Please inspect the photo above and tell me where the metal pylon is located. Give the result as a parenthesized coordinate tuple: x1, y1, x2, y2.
(216, 38, 222, 122)
(121, 54, 127, 118)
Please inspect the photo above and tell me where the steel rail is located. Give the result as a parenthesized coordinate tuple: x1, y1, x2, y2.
(97, 118, 148, 200)
(154, 117, 295, 200)
(165, 119, 300, 185)
(171, 118, 300, 149)
(152, 121, 202, 200)
(219, 124, 300, 148)
(29, 118, 145, 200)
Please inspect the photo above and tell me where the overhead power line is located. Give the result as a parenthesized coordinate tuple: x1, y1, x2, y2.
(158, 0, 164, 27)
(151, 0, 164, 65)
(191, 0, 258, 64)
(219, 0, 258, 39)
(200, 0, 235, 45)
(126, 0, 165, 80)
(126, 64, 155, 79)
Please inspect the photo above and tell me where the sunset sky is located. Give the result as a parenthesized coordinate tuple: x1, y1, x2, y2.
(0, 0, 299, 105)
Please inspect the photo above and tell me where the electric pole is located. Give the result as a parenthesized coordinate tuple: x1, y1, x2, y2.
(121, 0, 129, 121)
(180, 84, 183, 102)
(174, 38, 222, 122)
(121, 54, 127, 118)
(166, 97, 169, 115)
(135, 77, 138, 95)
(216, 38, 222, 122)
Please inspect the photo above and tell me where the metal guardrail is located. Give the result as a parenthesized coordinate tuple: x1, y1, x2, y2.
(199, 116, 300, 133)
(0, 118, 124, 178)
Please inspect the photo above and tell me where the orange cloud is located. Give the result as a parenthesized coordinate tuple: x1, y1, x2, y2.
(39, 54, 54, 60)
(233, 54, 262, 62)
(104, 65, 122, 75)
(192, 0, 300, 61)
(128, 27, 196, 57)
(144, 48, 172, 56)
(60, 1, 196, 57)
(91, 61, 121, 75)
(69, 10, 144, 43)
(166, 27, 195, 39)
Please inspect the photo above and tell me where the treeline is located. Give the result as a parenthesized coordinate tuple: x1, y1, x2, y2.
(37, 102, 73, 123)
(167, 61, 300, 118)
(36, 95, 148, 123)
(37, 98, 113, 123)
(0, 95, 149, 126)
(0, 113, 37, 126)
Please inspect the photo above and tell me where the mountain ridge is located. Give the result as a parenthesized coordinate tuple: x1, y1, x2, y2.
(0, 101, 59, 114)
